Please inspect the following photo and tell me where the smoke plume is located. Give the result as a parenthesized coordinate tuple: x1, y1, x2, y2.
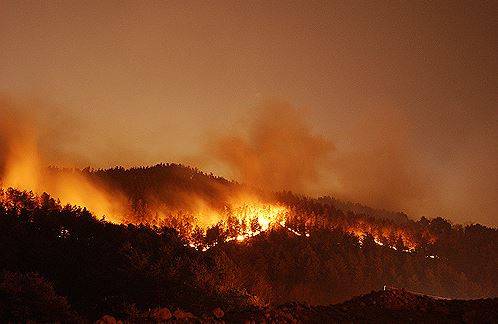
(209, 102, 334, 194)
(207, 102, 434, 217)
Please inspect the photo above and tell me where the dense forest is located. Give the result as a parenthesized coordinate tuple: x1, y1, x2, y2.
(1, 164, 497, 322)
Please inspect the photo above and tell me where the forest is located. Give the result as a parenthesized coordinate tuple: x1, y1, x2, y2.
(0, 164, 497, 322)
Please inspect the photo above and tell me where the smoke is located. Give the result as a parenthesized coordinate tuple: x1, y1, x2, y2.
(208, 102, 334, 194)
(0, 96, 128, 222)
(0, 95, 288, 228)
(2, 94, 497, 226)
(329, 107, 433, 214)
(206, 102, 435, 217)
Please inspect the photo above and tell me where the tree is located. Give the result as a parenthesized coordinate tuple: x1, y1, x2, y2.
(0, 271, 80, 322)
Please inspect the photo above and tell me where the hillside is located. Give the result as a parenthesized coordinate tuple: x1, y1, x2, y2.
(226, 288, 498, 323)
(88, 164, 498, 301)
(0, 164, 497, 322)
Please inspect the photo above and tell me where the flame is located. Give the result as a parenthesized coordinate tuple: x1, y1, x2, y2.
(147, 195, 428, 254)
(181, 201, 289, 250)
(344, 227, 419, 253)
(0, 113, 127, 223)
(1, 164, 127, 224)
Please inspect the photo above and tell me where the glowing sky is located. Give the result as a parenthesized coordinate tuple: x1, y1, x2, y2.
(1, 1, 497, 226)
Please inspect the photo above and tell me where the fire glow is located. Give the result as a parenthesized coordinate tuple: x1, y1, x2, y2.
(0, 186, 438, 259)
(0, 105, 432, 255)
(185, 202, 290, 251)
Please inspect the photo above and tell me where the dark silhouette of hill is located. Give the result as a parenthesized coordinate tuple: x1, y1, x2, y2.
(85, 163, 242, 212)
(227, 288, 498, 323)
(37, 165, 498, 299)
(57, 164, 498, 301)
(316, 195, 410, 224)
(0, 163, 497, 322)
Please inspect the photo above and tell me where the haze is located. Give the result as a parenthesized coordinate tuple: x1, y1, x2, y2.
(1, 1, 497, 226)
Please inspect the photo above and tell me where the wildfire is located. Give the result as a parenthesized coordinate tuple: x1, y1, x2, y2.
(0, 186, 440, 259)
(347, 228, 418, 253)
(0, 113, 432, 256)
(184, 202, 289, 250)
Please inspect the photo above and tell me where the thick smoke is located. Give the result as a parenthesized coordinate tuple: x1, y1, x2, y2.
(209, 102, 334, 194)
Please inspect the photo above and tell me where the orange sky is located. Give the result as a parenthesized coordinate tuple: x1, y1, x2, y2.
(1, 1, 497, 226)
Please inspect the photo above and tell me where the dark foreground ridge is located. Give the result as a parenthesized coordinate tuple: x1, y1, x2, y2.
(94, 288, 497, 323)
